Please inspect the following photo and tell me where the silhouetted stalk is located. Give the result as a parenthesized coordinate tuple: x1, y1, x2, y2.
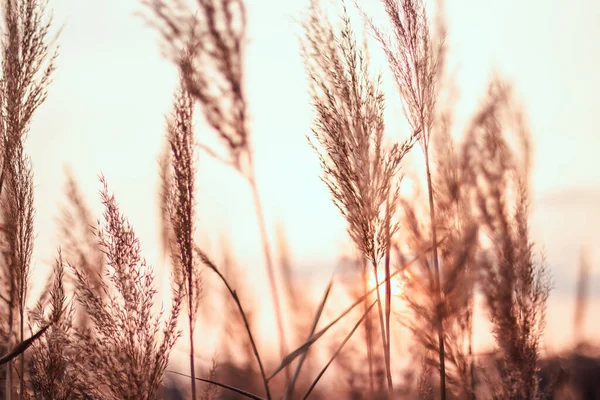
(363, 259, 375, 395)
(164, 85, 199, 399)
(19, 314, 23, 400)
(358, 0, 446, 394)
(188, 299, 196, 399)
(0, 0, 56, 393)
(140, 0, 288, 382)
(3, 256, 16, 400)
(6, 301, 13, 400)
(71, 178, 182, 398)
(301, 2, 407, 390)
(384, 197, 392, 388)
(186, 230, 196, 400)
(371, 257, 393, 390)
(463, 80, 550, 398)
(187, 238, 196, 400)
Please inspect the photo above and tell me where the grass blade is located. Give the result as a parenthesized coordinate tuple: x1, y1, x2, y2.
(303, 301, 377, 399)
(0, 325, 50, 366)
(166, 370, 265, 400)
(194, 245, 271, 400)
(268, 244, 439, 381)
(285, 275, 334, 399)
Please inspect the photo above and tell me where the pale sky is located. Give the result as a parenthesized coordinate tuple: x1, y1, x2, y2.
(22, 0, 600, 355)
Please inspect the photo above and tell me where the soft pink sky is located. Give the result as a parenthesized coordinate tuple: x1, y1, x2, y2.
(23, 0, 600, 359)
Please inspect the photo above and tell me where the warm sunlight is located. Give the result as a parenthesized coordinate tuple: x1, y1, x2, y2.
(368, 267, 406, 298)
(1, 0, 598, 398)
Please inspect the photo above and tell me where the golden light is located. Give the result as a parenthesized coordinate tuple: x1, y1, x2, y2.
(368, 267, 406, 298)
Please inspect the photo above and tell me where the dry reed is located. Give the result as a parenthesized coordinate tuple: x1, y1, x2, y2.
(461, 78, 551, 399)
(163, 81, 202, 399)
(143, 1, 290, 379)
(0, 0, 56, 396)
(71, 178, 183, 400)
(301, 0, 414, 391)
(359, 0, 448, 396)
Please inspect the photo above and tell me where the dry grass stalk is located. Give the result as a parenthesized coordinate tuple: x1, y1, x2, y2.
(143, 1, 290, 377)
(72, 178, 183, 400)
(302, 0, 414, 390)
(158, 141, 172, 263)
(360, 0, 448, 396)
(142, 0, 248, 170)
(163, 81, 202, 399)
(386, 80, 479, 398)
(0, 0, 56, 396)
(0, 0, 57, 196)
(1, 143, 35, 400)
(362, 258, 376, 395)
(383, 197, 393, 388)
(461, 78, 551, 399)
(0, 325, 49, 367)
(432, 112, 479, 399)
(435, 120, 479, 397)
(399, 188, 477, 398)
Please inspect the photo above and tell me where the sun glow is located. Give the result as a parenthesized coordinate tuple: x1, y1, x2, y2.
(368, 267, 406, 298)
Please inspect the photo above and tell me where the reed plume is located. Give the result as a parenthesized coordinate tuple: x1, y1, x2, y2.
(143, 1, 289, 375)
(462, 78, 551, 399)
(302, 0, 412, 390)
(360, 0, 447, 395)
(1, 142, 34, 400)
(0, 0, 56, 396)
(72, 178, 183, 400)
(162, 81, 203, 399)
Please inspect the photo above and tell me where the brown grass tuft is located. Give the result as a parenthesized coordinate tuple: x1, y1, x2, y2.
(71, 177, 183, 400)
